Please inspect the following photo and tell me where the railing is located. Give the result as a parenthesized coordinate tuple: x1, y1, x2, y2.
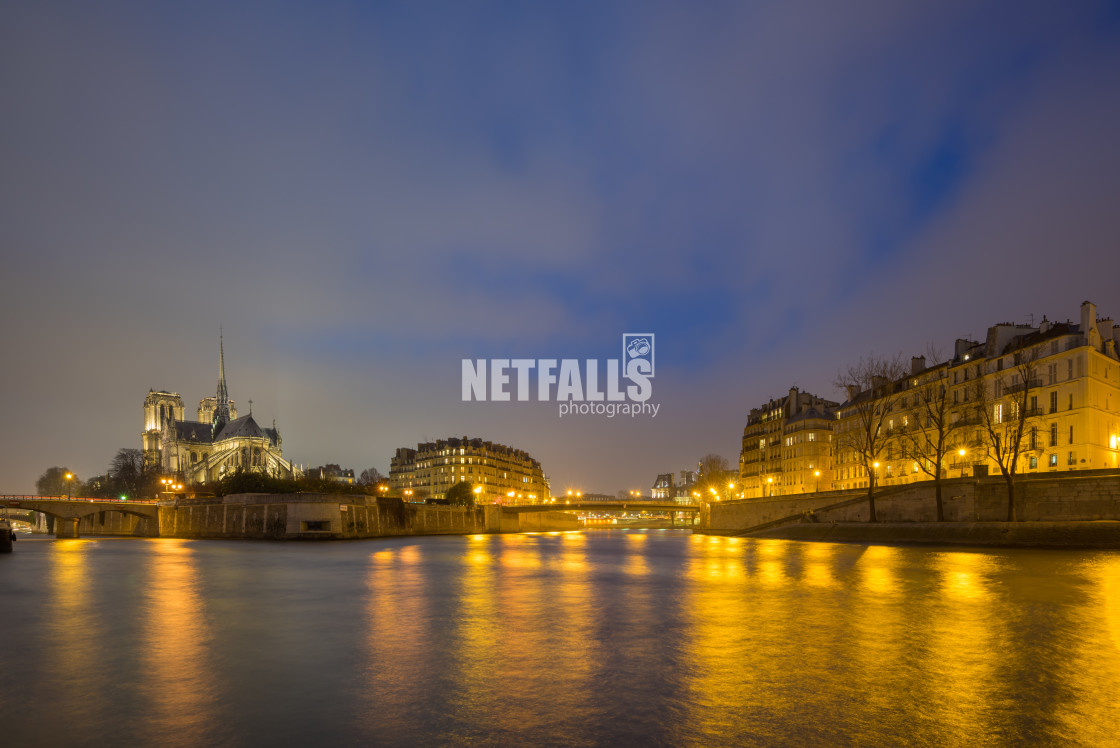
(1, 495, 158, 504)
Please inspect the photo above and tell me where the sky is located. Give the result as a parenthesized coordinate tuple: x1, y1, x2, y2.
(2, 1, 1120, 496)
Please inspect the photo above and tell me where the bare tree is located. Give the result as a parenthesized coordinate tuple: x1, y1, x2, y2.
(697, 453, 732, 499)
(36, 466, 77, 496)
(358, 467, 385, 486)
(834, 354, 908, 522)
(896, 348, 965, 522)
(969, 348, 1043, 521)
(108, 448, 150, 499)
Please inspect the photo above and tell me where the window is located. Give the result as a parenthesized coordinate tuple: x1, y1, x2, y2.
(1069, 425, 1074, 444)
(1068, 393, 1073, 410)
(1029, 429, 1037, 450)
(1051, 341, 1058, 355)
(994, 404, 1003, 424)
(808, 433, 816, 442)
(1030, 455, 1037, 469)
(1050, 391, 1058, 413)
(1068, 451, 1076, 466)
(1050, 424, 1058, 446)
(1049, 454, 1057, 467)
(1030, 395, 1038, 412)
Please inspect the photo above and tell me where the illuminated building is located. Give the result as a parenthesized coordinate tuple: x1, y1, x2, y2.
(834, 300, 1120, 490)
(389, 435, 550, 503)
(738, 388, 837, 498)
(141, 335, 297, 485)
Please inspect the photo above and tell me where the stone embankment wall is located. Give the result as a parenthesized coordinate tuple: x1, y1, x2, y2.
(158, 494, 489, 539)
(158, 494, 581, 539)
(499, 510, 581, 533)
(75, 510, 157, 537)
(704, 469, 1120, 532)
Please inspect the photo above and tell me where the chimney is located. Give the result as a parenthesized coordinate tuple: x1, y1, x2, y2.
(911, 356, 926, 375)
(1082, 300, 1101, 348)
(846, 384, 859, 402)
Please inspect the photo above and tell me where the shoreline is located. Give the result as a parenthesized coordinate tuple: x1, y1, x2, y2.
(697, 521, 1120, 549)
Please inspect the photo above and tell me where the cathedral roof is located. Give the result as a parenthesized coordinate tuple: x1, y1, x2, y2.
(174, 421, 216, 443)
(215, 414, 269, 441)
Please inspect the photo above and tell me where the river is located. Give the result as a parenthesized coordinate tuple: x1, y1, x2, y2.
(2, 530, 1119, 746)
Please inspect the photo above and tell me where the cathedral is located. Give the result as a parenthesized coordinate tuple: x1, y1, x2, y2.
(142, 336, 297, 485)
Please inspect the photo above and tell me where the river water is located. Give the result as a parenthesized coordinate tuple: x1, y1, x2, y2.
(2, 530, 1119, 746)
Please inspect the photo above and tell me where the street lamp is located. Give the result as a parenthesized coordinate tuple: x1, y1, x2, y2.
(958, 448, 967, 478)
(766, 476, 773, 497)
(65, 472, 73, 499)
(814, 470, 821, 493)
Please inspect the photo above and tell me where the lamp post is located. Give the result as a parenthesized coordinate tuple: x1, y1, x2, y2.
(766, 476, 773, 497)
(65, 472, 73, 499)
(958, 448, 967, 478)
(814, 470, 821, 493)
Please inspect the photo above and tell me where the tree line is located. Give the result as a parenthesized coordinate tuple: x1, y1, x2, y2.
(36, 449, 391, 500)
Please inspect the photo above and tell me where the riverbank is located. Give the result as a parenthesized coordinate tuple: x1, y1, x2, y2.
(701, 521, 1120, 549)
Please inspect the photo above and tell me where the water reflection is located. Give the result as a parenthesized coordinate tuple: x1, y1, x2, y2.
(362, 542, 434, 734)
(1055, 555, 1120, 745)
(44, 540, 108, 726)
(8, 532, 1120, 747)
(924, 551, 1002, 745)
(143, 539, 218, 747)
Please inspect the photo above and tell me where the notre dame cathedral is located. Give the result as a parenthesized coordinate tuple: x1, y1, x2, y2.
(141, 336, 298, 484)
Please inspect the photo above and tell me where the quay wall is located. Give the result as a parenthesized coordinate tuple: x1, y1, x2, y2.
(158, 494, 580, 540)
(704, 470, 1120, 532)
(746, 521, 1120, 548)
(75, 510, 155, 537)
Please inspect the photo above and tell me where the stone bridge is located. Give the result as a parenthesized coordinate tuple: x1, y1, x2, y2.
(1, 496, 160, 538)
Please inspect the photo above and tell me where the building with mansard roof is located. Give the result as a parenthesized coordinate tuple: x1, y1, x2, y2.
(390, 435, 550, 504)
(141, 336, 297, 485)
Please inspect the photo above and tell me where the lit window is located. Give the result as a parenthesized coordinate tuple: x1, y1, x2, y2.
(1049, 454, 1057, 467)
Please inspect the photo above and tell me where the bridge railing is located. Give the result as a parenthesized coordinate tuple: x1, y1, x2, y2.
(1, 495, 158, 504)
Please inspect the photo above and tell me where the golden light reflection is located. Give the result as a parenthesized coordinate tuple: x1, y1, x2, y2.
(362, 542, 434, 732)
(857, 544, 901, 596)
(46, 540, 108, 724)
(920, 550, 1001, 741)
(937, 551, 991, 602)
(1054, 556, 1120, 745)
(800, 542, 838, 589)
(144, 539, 216, 745)
(754, 540, 789, 588)
(850, 544, 906, 715)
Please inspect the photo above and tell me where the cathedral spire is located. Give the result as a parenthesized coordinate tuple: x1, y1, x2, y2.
(215, 328, 231, 428)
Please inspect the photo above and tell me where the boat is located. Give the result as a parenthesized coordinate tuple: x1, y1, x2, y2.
(0, 517, 15, 553)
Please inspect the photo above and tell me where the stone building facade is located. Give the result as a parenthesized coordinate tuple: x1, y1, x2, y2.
(390, 435, 550, 504)
(141, 336, 297, 486)
(830, 300, 1120, 492)
(738, 388, 838, 498)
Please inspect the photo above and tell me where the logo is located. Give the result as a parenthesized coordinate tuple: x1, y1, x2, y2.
(461, 333, 660, 418)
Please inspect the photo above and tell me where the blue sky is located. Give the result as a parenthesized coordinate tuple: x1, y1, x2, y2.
(2, 1, 1120, 495)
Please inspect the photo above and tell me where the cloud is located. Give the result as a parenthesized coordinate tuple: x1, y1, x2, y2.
(1, 2, 1119, 494)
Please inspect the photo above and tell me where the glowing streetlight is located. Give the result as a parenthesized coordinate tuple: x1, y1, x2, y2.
(958, 448, 967, 478)
(814, 470, 821, 493)
(65, 472, 73, 499)
(767, 476, 773, 497)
